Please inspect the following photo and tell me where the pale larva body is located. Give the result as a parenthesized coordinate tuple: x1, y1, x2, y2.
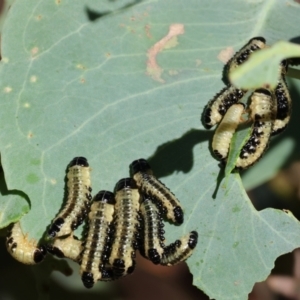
(272, 75, 292, 135)
(212, 103, 245, 160)
(160, 231, 198, 266)
(109, 178, 141, 278)
(228, 36, 266, 72)
(203, 86, 245, 129)
(46, 235, 82, 261)
(131, 159, 184, 225)
(6, 222, 46, 264)
(48, 157, 92, 238)
(140, 195, 165, 265)
(236, 89, 275, 169)
(80, 190, 115, 288)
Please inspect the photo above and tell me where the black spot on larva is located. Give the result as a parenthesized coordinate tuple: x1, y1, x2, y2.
(46, 245, 65, 258)
(11, 242, 17, 250)
(6, 237, 13, 245)
(48, 218, 65, 237)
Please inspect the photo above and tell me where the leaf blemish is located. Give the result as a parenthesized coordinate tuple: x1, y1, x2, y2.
(217, 47, 234, 64)
(31, 47, 39, 56)
(23, 103, 30, 108)
(30, 76, 37, 83)
(146, 23, 184, 83)
(76, 64, 86, 70)
(4, 86, 12, 93)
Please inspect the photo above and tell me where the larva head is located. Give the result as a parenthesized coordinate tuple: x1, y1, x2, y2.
(148, 248, 161, 265)
(254, 88, 272, 97)
(81, 272, 94, 289)
(248, 36, 266, 45)
(173, 206, 184, 225)
(33, 245, 47, 263)
(69, 157, 89, 168)
(93, 190, 115, 205)
(130, 159, 153, 175)
(114, 177, 137, 192)
(188, 231, 199, 249)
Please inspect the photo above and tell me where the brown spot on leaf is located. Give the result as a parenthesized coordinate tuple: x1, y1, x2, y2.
(146, 23, 185, 83)
(217, 47, 234, 64)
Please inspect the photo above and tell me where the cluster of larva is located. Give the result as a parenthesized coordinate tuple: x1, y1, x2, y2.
(6, 157, 198, 289)
(203, 37, 292, 169)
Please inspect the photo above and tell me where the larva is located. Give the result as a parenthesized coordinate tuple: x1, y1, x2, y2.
(80, 190, 115, 288)
(228, 36, 266, 72)
(109, 178, 141, 278)
(160, 231, 198, 266)
(6, 222, 47, 264)
(139, 195, 165, 265)
(46, 235, 82, 261)
(272, 75, 292, 135)
(212, 103, 245, 160)
(130, 159, 184, 225)
(48, 157, 92, 238)
(203, 86, 245, 129)
(235, 89, 275, 169)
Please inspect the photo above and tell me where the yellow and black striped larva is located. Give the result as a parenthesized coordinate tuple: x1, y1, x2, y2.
(228, 36, 266, 72)
(80, 190, 115, 288)
(235, 89, 275, 169)
(272, 75, 292, 135)
(109, 178, 141, 278)
(160, 231, 198, 266)
(139, 195, 165, 265)
(203, 86, 245, 129)
(6, 222, 47, 264)
(130, 159, 184, 225)
(48, 157, 92, 238)
(212, 103, 245, 160)
(46, 235, 83, 261)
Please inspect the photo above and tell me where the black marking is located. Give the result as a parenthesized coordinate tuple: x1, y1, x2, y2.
(46, 235, 82, 261)
(131, 159, 184, 225)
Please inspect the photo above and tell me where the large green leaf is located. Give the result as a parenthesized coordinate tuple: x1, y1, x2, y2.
(1, 1, 300, 299)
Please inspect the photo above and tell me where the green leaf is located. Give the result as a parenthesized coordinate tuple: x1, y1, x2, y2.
(0, 1, 300, 299)
(241, 137, 295, 190)
(229, 41, 300, 89)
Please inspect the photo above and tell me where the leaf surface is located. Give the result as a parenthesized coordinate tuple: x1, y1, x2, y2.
(0, 1, 300, 299)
